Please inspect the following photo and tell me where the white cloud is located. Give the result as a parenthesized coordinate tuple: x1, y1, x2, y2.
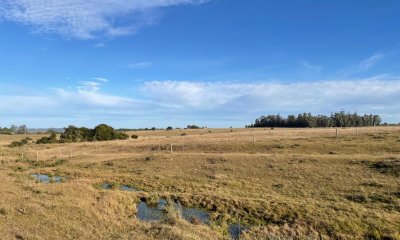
(92, 77, 109, 82)
(56, 80, 140, 108)
(2, 77, 400, 127)
(56, 88, 136, 108)
(359, 52, 386, 71)
(141, 78, 400, 114)
(129, 61, 153, 69)
(77, 81, 102, 92)
(0, 0, 208, 39)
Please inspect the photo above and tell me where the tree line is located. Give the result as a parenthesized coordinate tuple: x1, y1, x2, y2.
(248, 112, 382, 128)
(0, 125, 27, 135)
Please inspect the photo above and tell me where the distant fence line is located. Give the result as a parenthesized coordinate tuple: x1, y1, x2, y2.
(0, 126, 399, 163)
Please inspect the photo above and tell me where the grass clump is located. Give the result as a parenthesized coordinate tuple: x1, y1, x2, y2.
(369, 159, 400, 177)
(0, 208, 6, 216)
(162, 200, 181, 225)
(131, 134, 139, 139)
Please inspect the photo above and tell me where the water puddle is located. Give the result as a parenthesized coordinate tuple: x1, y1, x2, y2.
(178, 203, 210, 224)
(136, 201, 165, 221)
(228, 223, 248, 240)
(120, 185, 140, 192)
(101, 183, 140, 192)
(136, 198, 210, 224)
(101, 183, 113, 189)
(136, 198, 248, 239)
(32, 174, 63, 183)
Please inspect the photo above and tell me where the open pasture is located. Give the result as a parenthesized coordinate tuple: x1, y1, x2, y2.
(0, 127, 399, 239)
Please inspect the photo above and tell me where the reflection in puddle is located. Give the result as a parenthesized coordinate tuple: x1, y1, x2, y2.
(101, 183, 140, 192)
(101, 183, 113, 189)
(136, 198, 210, 224)
(32, 174, 63, 183)
(136, 199, 247, 239)
(228, 224, 247, 240)
(176, 202, 210, 224)
(136, 201, 165, 221)
(120, 185, 140, 192)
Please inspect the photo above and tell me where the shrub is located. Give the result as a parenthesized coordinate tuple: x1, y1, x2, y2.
(36, 134, 58, 144)
(94, 124, 115, 141)
(166, 126, 173, 131)
(131, 134, 139, 139)
(0, 208, 6, 216)
(115, 132, 129, 140)
(9, 141, 23, 148)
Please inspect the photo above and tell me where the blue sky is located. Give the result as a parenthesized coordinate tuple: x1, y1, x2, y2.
(1, 0, 400, 128)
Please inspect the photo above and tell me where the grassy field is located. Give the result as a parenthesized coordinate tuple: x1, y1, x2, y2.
(0, 127, 399, 240)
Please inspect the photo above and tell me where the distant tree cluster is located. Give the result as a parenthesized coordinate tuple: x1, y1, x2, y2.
(186, 125, 200, 129)
(248, 112, 382, 128)
(0, 125, 27, 135)
(61, 124, 128, 142)
(36, 124, 129, 144)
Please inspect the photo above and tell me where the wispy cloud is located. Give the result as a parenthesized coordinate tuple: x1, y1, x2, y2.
(0, 0, 208, 39)
(359, 52, 386, 71)
(300, 60, 322, 72)
(58, 80, 140, 108)
(93, 43, 106, 48)
(141, 77, 400, 114)
(129, 61, 153, 69)
(92, 77, 109, 82)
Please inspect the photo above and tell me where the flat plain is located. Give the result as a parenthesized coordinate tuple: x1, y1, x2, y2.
(0, 127, 399, 240)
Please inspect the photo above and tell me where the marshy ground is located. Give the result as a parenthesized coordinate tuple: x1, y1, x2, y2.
(0, 127, 399, 239)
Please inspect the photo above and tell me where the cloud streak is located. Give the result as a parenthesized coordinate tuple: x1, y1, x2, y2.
(129, 61, 153, 69)
(359, 52, 386, 71)
(0, 0, 208, 39)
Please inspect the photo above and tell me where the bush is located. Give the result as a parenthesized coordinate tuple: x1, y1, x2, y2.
(38, 124, 129, 144)
(9, 141, 23, 148)
(166, 126, 173, 131)
(131, 134, 139, 139)
(115, 132, 129, 140)
(94, 124, 115, 141)
(36, 133, 58, 144)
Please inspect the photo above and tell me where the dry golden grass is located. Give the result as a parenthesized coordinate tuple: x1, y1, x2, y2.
(0, 127, 399, 239)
